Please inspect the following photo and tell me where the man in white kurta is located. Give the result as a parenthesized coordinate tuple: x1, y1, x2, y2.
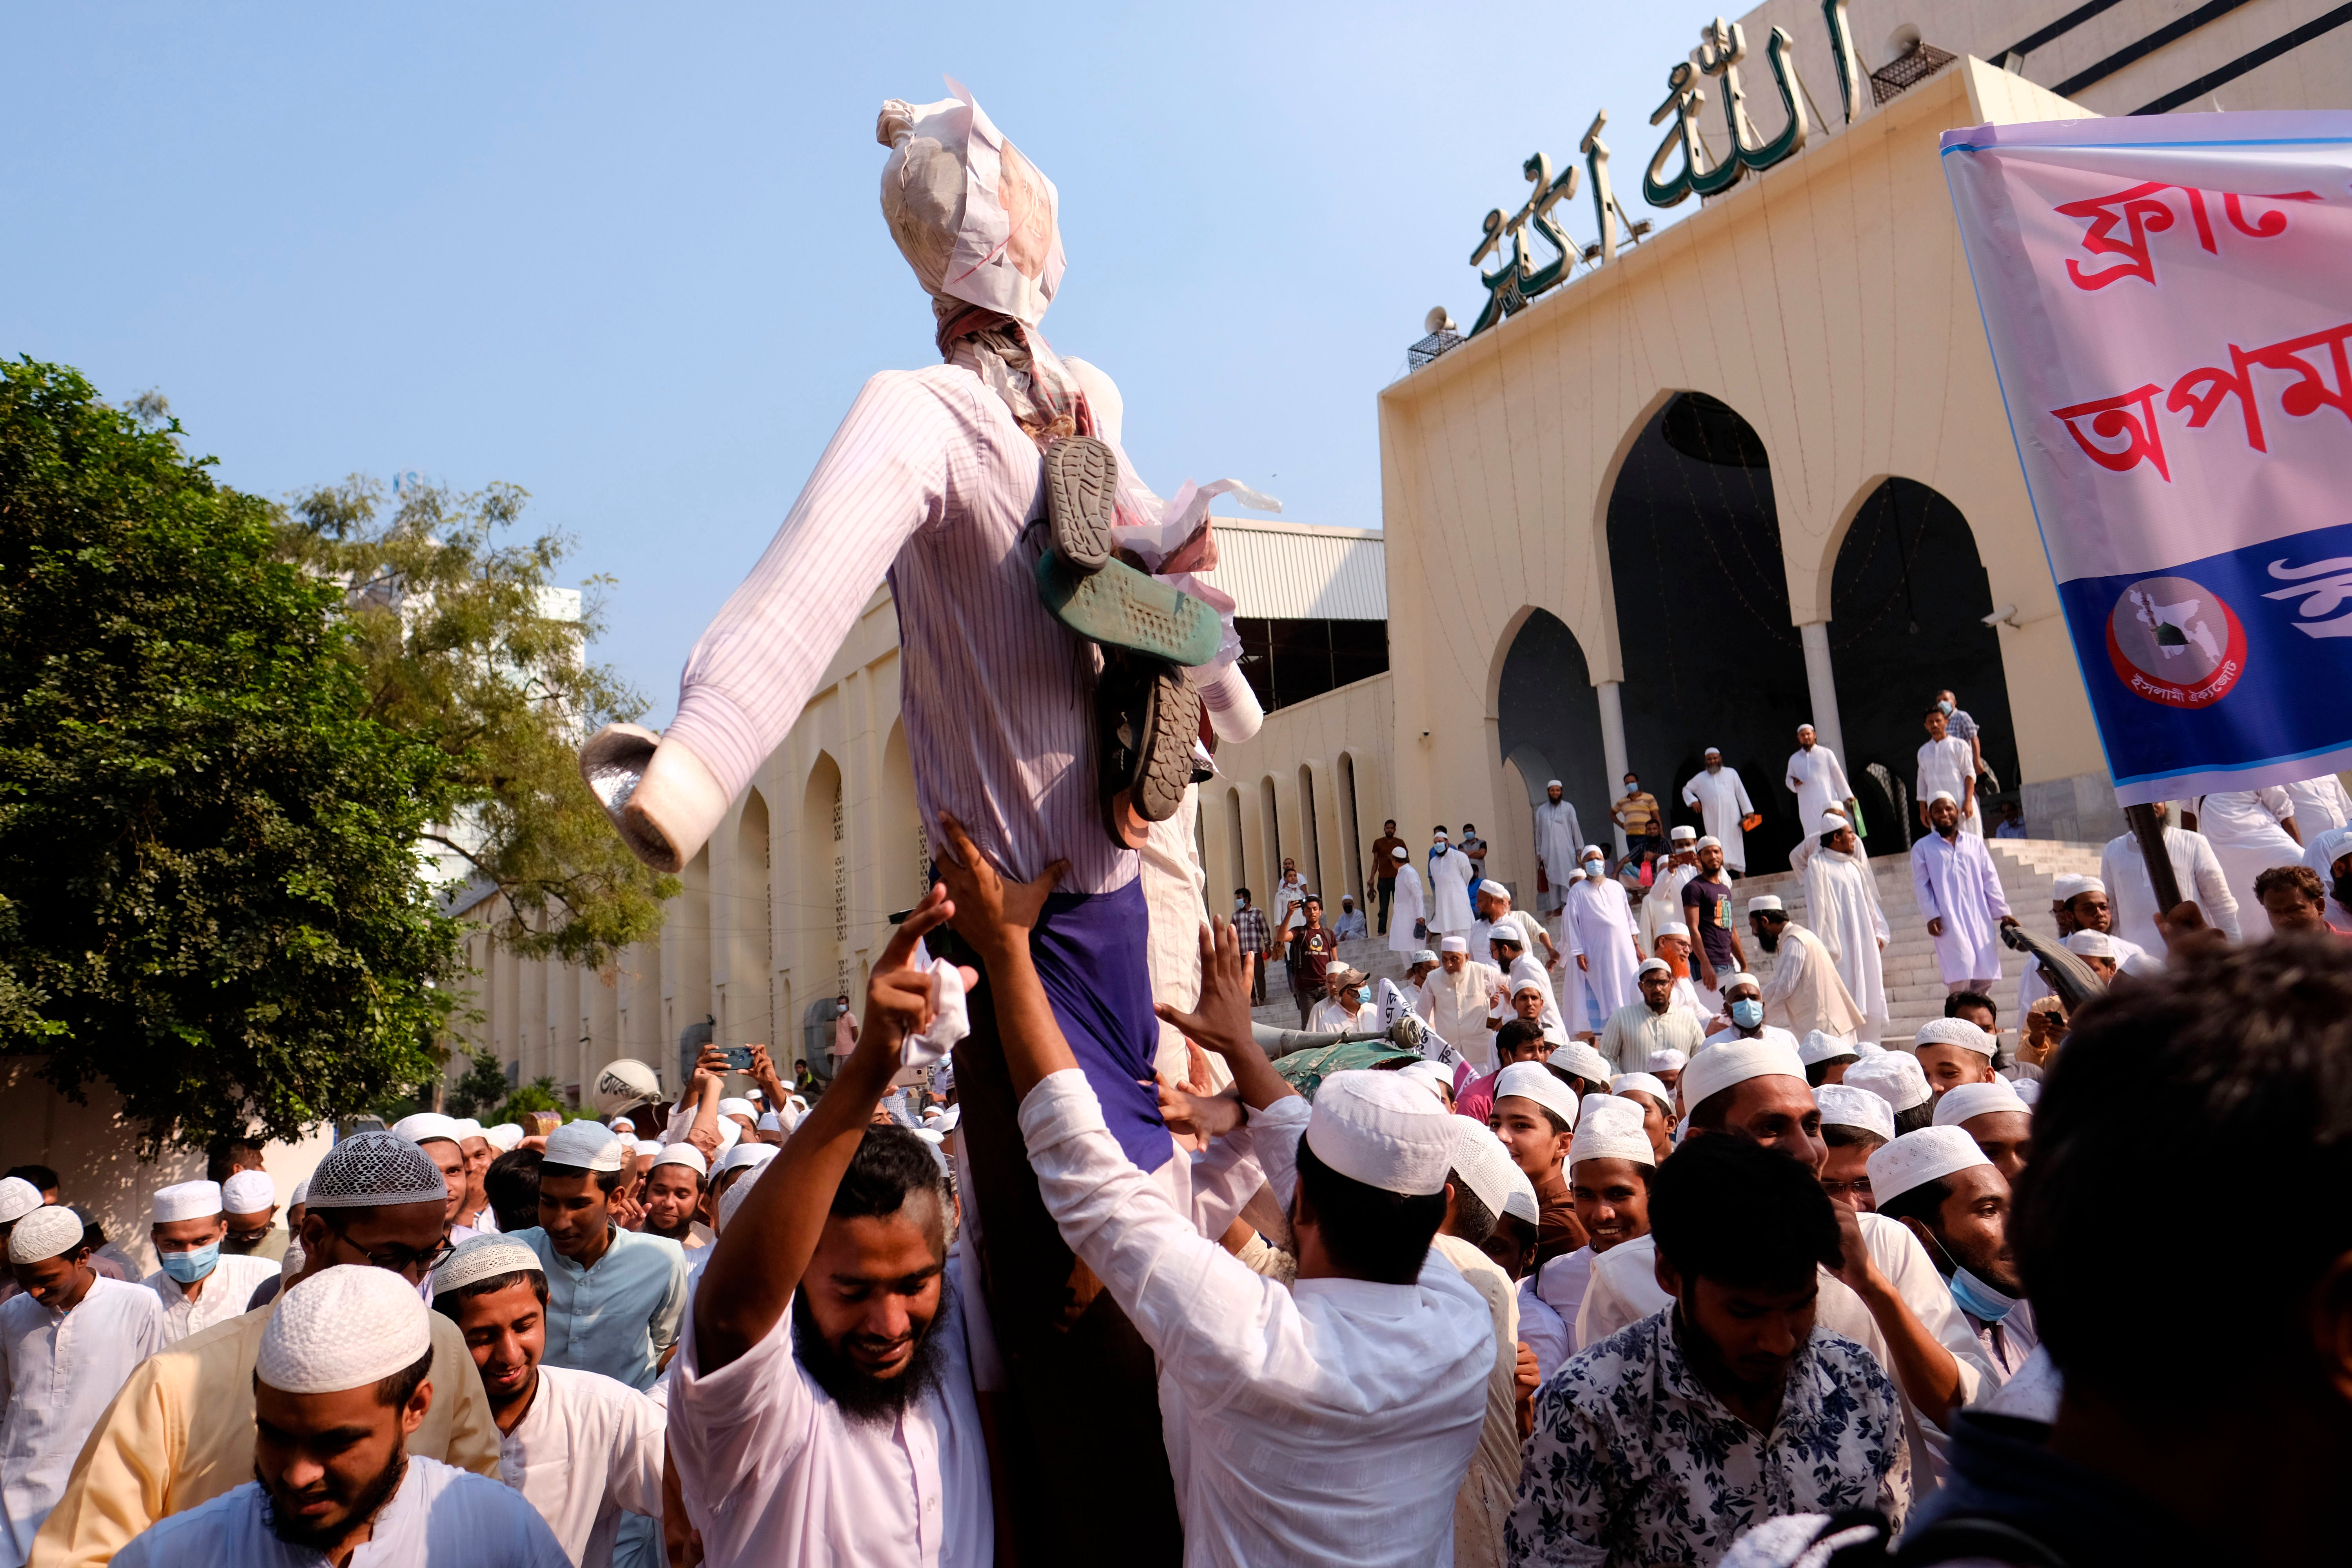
(1531, 783, 1585, 917)
(1911, 795, 2017, 991)
(2284, 771, 2352, 836)
(1679, 751, 1756, 874)
(1784, 726, 1854, 845)
(1386, 848, 1427, 955)
(1804, 820, 1891, 1044)
(1428, 833, 1479, 937)
(2, 1209, 166, 1563)
(140, 1181, 280, 1347)
(1637, 828, 1699, 949)
(1916, 715, 1981, 837)
(1426, 939, 1508, 1071)
(1560, 857, 1642, 1032)
(2098, 806, 2243, 954)
(2191, 789, 2304, 919)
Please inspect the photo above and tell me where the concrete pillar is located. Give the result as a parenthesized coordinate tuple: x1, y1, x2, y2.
(1798, 621, 1849, 767)
(1597, 680, 1630, 857)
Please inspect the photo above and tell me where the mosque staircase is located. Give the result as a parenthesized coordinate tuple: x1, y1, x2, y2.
(1249, 837, 2109, 1047)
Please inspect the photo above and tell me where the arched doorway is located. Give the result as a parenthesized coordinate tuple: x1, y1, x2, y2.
(1829, 479, 2018, 844)
(881, 722, 926, 911)
(1496, 608, 1610, 886)
(738, 789, 773, 1051)
(1605, 393, 1813, 873)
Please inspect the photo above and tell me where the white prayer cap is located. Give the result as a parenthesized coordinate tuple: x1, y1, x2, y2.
(1637, 958, 1671, 979)
(1479, 880, 1513, 904)
(1399, 1060, 1454, 1104)
(484, 1124, 526, 1152)
(652, 1143, 709, 1177)
(454, 1119, 484, 1140)
(8, 1205, 85, 1264)
(1494, 1063, 1579, 1128)
(756, 1111, 783, 1134)
(2014, 1079, 2043, 1107)
(1409, 949, 1439, 965)
(609, 1117, 636, 1134)
(288, 1179, 310, 1209)
(432, 1235, 543, 1295)
(1447, 1117, 1521, 1216)
(934, 1104, 959, 1132)
(1545, 779, 1563, 789)
(1815, 1083, 1895, 1143)
(1704, 745, 1722, 756)
(1570, 1096, 1656, 1167)
(391, 1112, 466, 1148)
(1440, 936, 1469, 954)
(1914, 1016, 1997, 1057)
(1867, 1127, 1993, 1206)
(1843, 1051, 1932, 1113)
(1655, 921, 1691, 940)
(152, 1181, 223, 1224)
(1580, 844, 1605, 860)
(1799, 1029, 1860, 1067)
(305, 1132, 452, 1212)
(2051, 874, 2101, 902)
(714, 1142, 779, 1181)
(1511, 975, 1545, 999)
(748, 1089, 764, 1102)
(1929, 790, 1958, 804)
(1647, 1049, 1690, 1073)
(259, 1265, 432, 1395)
(714, 1117, 744, 1153)
(715, 1172, 758, 1231)
(718, 1098, 757, 1120)
(1501, 1160, 1541, 1227)
(1303, 1071, 1456, 1196)
(542, 1120, 628, 1174)
(0, 1178, 41, 1226)
(1816, 811, 1849, 834)
(1392, 845, 1410, 859)
(1745, 895, 1784, 914)
(1719, 971, 1761, 995)
(1935, 1078, 2031, 1127)
(1554, 1042, 1614, 1087)
(1669, 825, 1698, 842)
(1695, 835, 1723, 851)
(221, 1171, 276, 1214)
(2305, 824, 2352, 877)
(1612, 1073, 1670, 1100)
(1681, 1039, 1807, 1111)
(2064, 930, 2116, 960)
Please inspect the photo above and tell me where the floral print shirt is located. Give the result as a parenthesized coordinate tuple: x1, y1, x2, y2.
(1505, 1307, 1908, 1567)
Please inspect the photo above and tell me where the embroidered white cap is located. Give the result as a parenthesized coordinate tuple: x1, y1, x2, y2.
(1669, 825, 1698, 842)
(2051, 874, 2101, 902)
(1553, 1042, 1614, 1088)
(484, 1124, 527, 1152)
(221, 1171, 277, 1214)
(304, 1132, 455, 1212)
(1843, 1051, 1933, 1114)
(543, 1120, 628, 1174)
(1933, 1078, 2032, 1127)
(1695, 835, 1723, 851)
(1867, 1126, 1993, 1205)
(0, 1178, 42, 1226)
(1399, 1060, 1454, 1104)
(1914, 1017, 1997, 1057)
(1798, 1029, 1860, 1067)
(390, 1112, 466, 1149)
(259, 1265, 433, 1395)
(152, 1181, 223, 1224)
(652, 1143, 709, 1177)
(1647, 1048, 1690, 1073)
(2064, 930, 2117, 960)
(1637, 958, 1672, 979)
(8, 1206, 86, 1265)
(1446, 1117, 1522, 1217)
(1304, 1071, 1459, 1196)
(1815, 1083, 1896, 1143)
(1493, 1063, 1580, 1129)
(1611, 1073, 1670, 1101)
(1500, 1158, 1540, 1227)
(1719, 971, 1761, 995)
(714, 1142, 779, 1181)
(1570, 1095, 1656, 1167)
(718, 1098, 757, 1120)
(1745, 895, 1784, 914)
(1680, 1038, 1808, 1111)
(1440, 936, 1469, 955)
(1655, 922, 1691, 940)
(432, 1235, 543, 1295)
(1392, 845, 1410, 860)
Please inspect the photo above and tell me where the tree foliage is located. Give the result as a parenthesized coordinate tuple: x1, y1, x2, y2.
(0, 359, 460, 1151)
(275, 476, 676, 967)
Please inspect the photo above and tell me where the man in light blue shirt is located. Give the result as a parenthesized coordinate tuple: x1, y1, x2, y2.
(511, 1121, 687, 1392)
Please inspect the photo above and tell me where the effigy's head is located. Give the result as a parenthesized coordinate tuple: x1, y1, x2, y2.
(878, 79, 1064, 326)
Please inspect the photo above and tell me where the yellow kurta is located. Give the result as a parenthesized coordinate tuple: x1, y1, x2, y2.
(29, 1299, 498, 1568)
(1430, 1234, 1520, 1568)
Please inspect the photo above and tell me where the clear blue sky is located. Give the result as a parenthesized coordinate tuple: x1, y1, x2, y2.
(4, 4, 1701, 719)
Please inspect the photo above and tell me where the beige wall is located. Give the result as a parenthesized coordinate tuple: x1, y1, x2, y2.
(1379, 59, 2118, 862)
(1200, 674, 1397, 913)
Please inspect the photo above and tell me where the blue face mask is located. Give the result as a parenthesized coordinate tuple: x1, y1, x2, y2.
(1937, 699, 1955, 715)
(1355, 988, 1370, 1005)
(158, 1242, 219, 1285)
(1947, 1266, 2017, 1323)
(1730, 998, 1765, 1030)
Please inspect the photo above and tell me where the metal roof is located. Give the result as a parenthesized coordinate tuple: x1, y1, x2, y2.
(1194, 519, 1387, 621)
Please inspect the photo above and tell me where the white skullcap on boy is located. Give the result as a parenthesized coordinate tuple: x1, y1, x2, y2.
(151, 1181, 223, 1225)
(1493, 1063, 1580, 1129)
(1934, 1078, 2032, 1127)
(1612, 1072, 1670, 1101)
(432, 1235, 544, 1296)
(1570, 1096, 1655, 1167)
(1554, 1042, 1614, 1088)
(1914, 1017, 1997, 1056)
(543, 1121, 628, 1174)
(259, 1265, 433, 1394)
(1679, 1039, 1807, 1111)
(1815, 1083, 1896, 1143)
(1867, 1126, 1993, 1206)
(1647, 1048, 1689, 1074)
(1446, 1118, 1522, 1217)
(484, 1124, 526, 1152)
(221, 1171, 277, 1214)
(2065, 930, 2116, 960)
(1798, 1030, 1860, 1067)
(390, 1112, 466, 1148)
(1303, 1072, 1457, 1196)
(0, 1178, 41, 1226)
(1843, 1051, 1932, 1113)
(8, 1206, 86, 1265)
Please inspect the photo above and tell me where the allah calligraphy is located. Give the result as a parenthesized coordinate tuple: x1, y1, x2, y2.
(1644, 18, 1811, 208)
(2051, 319, 2352, 481)
(1469, 153, 1581, 336)
(2056, 183, 2321, 290)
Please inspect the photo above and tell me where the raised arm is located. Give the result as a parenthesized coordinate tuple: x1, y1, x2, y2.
(690, 887, 973, 1374)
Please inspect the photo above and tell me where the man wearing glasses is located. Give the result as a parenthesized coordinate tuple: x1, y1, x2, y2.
(28, 1132, 500, 1568)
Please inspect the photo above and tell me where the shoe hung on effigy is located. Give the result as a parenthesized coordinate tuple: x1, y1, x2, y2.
(1033, 436, 1219, 848)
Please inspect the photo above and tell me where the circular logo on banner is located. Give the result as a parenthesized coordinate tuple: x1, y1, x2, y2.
(2105, 575, 2248, 708)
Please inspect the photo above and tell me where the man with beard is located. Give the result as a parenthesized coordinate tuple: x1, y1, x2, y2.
(1913, 793, 2018, 996)
(1596, 960, 1705, 1078)
(109, 1267, 561, 1568)
(1748, 896, 1864, 1045)
(1532, 782, 1584, 918)
(1931, 1078, 2033, 1185)
(433, 1238, 666, 1568)
(671, 887, 990, 1568)
(2098, 800, 2241, 955)
(1560, 848, 1642, 1035)
(1507, 1135, 1907, 1567)
(2254, 864, 2344, 936)
(1533, 1096, 1655, 1360)
(1869, 1127, 2038, 1383)
(2303, 825, 2352, 930)
(33, 1132, 499, 1568)
(1680, 749, 1758, 877)
(1803, 815, 1889, 1044)
(1783, 724, 1857, 866)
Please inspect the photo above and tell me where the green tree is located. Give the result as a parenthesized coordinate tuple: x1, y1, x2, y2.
(445, 1047, 513, 1120)
(0, 359, 461, 1151)
(275, 476, 675, 967)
